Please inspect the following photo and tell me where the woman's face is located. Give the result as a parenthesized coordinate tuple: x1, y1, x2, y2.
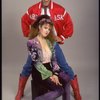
(39, 23, 52, 38)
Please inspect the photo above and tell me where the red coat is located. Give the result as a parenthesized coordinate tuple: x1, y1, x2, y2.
(21, 1, 73, 43)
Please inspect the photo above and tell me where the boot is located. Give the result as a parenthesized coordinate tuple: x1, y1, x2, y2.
(71, 75, 82, 100)
(15, 75, 29, 100)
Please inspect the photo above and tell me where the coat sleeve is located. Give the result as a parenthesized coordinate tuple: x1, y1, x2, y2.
(21, 7, 36, 37)
(27, 40, 53, 80)
(62, 11, 74, 38)
(21, 13, 32, 37)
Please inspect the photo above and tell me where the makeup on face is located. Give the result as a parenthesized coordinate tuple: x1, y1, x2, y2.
(39, 23, 52, 37)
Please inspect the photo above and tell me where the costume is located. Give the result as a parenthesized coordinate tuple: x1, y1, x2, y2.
(21, 0, 74, 79)
(15, 1, 81, 100)
(27, 37, 70, 100)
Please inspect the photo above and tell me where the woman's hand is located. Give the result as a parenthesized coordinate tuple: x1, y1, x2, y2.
(50, 75, 62, 86)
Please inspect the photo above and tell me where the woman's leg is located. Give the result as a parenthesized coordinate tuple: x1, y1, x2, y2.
(59, 71, 70, 100)
(62, 82, 70, 100)
(34, 78, 64, 100)
(15, 55, 33, 100)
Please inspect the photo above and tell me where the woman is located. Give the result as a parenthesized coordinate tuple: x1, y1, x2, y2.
(27, 15, 70, 100)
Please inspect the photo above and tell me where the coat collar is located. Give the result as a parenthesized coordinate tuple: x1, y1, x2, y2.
(32, 37, 53, 52)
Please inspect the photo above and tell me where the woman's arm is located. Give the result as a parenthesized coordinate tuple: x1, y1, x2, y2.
(27, 40, 53, 80)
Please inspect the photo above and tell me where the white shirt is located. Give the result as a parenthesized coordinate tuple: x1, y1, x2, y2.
(42, 46, 52, 63)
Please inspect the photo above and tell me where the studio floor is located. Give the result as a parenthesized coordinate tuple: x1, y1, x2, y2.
(2, 61, 99, 100)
